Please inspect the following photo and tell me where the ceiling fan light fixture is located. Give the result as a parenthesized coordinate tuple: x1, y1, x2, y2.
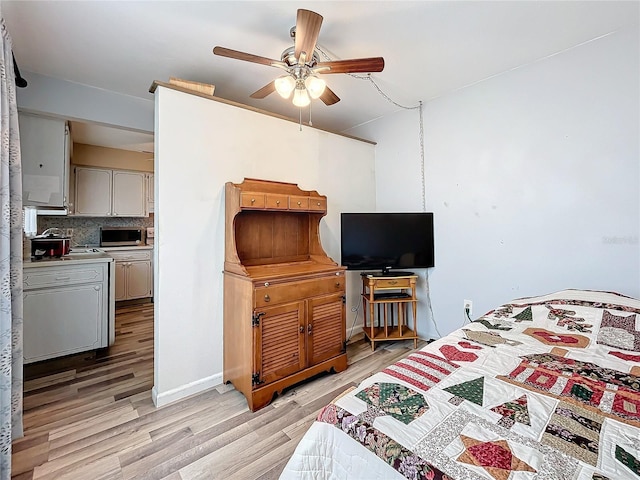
(274, 75, 296, 99)
(292, 85, 311, 107)
(304, 75, 326, 99)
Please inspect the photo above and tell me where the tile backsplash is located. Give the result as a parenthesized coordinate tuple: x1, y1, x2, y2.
(39, 215, 154, 246)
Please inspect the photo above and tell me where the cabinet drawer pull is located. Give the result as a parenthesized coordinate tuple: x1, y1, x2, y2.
(251, 198, 255, 203)
(297, 201, 301, 206)
(389, 280, 398, 285)
(264, 294, 270, 302)
(55, 276, 70, 281)
(317, 202, 321, 206)
(335, 282, 340, 288)
(276, 200, 280, 205)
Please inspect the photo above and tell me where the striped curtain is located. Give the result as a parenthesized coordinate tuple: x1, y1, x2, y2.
(0, 16, 23, 480)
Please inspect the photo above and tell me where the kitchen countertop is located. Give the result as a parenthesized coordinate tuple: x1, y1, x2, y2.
(23, 245, 154, 268)
(24, 251, 114, 268)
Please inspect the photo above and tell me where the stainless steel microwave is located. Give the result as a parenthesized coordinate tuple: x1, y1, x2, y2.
(100, 227, 145, 247)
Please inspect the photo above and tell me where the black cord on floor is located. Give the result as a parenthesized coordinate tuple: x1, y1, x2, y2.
(345, 295, 362, 344)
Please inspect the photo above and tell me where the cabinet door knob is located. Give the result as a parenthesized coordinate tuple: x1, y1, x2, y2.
(335, 282, 340, 288)
(299, 325, 304, 333)
(307, 324, 313, 334)
(317, 202, 321, 206)
(94, 285, 100, 291)
(264, 282, 269, 287)
(264, 294, 270, 302)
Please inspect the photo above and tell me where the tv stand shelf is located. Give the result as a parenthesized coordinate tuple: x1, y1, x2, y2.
(361, 274, 418, 351)
(373, 292, 411, 300)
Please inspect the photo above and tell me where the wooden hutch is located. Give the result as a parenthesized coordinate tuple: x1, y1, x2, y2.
(223, 178, 347, 411)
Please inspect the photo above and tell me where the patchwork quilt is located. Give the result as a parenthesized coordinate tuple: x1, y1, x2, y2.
(280, 289, 640, 480)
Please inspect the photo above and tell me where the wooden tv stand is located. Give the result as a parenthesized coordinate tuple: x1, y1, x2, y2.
(223, 178, 347, 411)
(361, 273, 419, 351)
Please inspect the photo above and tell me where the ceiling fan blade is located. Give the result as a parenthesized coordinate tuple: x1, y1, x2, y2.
(250, 81, 276, 99)
(319, 86, 340, 106)
(213, 46, 284, 67)
(315, 57, 385, 74)
(294, 9, 323, 64)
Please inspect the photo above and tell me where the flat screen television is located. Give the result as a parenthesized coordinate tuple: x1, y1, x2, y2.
(340, 212, 435, 274)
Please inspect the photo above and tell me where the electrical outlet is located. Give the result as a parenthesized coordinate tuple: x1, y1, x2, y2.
(66, 228, 73, 238)
(464, 299, 473, 318)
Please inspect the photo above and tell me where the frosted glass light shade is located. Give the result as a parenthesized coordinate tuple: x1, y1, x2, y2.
(292, 87, 310, 107)
(305, 75, 326, 99)
(274, 75, 296, 98)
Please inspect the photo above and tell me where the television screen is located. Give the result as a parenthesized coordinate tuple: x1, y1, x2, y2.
(340, 213, 435, 272)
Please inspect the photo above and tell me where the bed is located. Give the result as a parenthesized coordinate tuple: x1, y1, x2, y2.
(280, 289, 640, 480)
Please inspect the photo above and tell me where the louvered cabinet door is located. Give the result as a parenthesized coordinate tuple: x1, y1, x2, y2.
(254, 301, 305, 387)
(307, 293, 346, 366)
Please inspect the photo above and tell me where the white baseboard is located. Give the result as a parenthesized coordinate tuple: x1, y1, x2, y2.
(347, 322, 363, 341)
(152, 372, 223, 407)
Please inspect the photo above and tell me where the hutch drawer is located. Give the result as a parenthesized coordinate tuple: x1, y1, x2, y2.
(265, 193, 288, 209)
(289, 195, 310, 210)
(254, 274, 344, 308)
(309, 198, 327, 211)
(241, 192, 265, 209)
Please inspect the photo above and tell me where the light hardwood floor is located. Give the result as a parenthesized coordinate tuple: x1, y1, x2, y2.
(13, 303, 426, 480)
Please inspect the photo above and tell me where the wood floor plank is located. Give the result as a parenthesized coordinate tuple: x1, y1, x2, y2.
(33, 455, 123, 480)
(14, 303, 426, 480)
(33, 431, 149, 480)
(178, 431, 290, 480)
(11, 440, 49, 476)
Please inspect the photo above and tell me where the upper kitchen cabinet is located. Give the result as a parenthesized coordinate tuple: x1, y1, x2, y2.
(19, 112, 70, 208)
(74, 166, 147, 217)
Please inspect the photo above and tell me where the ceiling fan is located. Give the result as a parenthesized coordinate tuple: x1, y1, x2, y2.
(213, 9, 384, 107)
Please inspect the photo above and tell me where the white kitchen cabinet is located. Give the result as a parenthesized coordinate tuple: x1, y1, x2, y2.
(109, 249, 152, 300)
(23, 262, 109, 363)
(19, 112, 70, 208)
(75, 167, 112, 216)
(146, 173, 154, 213)
(74, 166, 147, 217)
(113, 170, 146, 216)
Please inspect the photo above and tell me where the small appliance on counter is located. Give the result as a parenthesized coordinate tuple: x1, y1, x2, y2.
(146, 227, 154, 245)
(100, 227, 145, 247)
(31, 228, 71, 259)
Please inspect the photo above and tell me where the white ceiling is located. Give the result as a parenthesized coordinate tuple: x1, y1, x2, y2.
(3, 1, 638, 138)
(69, 121, 154, 153)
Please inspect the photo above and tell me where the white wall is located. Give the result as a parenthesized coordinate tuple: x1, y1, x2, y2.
(349, 26, 640, 339)
(153, 88, 376, 405)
